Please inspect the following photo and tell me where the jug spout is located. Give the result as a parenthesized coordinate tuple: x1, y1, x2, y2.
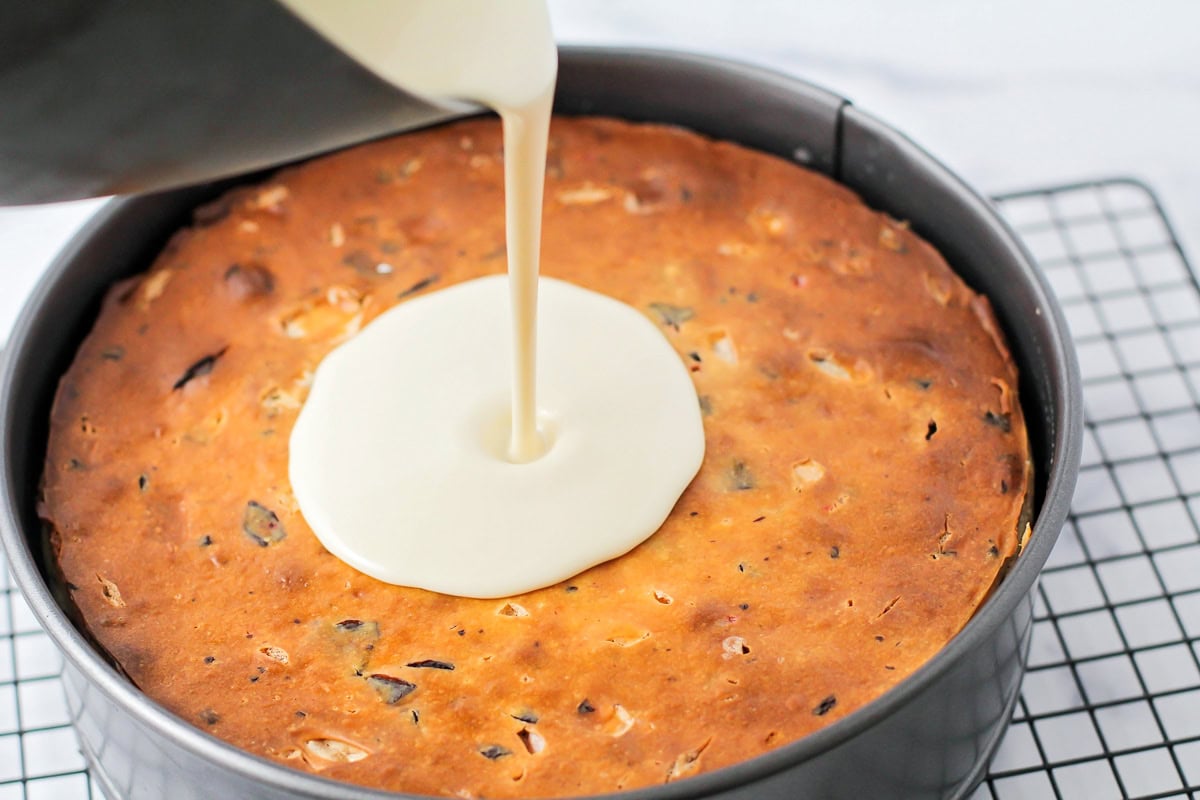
(0, 0, 474, 205)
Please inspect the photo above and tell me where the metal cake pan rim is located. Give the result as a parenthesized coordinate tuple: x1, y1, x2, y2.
(0, 45, 1082, 800)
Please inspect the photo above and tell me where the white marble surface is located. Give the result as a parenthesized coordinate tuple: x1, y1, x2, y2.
(2, 1, 1198, 342)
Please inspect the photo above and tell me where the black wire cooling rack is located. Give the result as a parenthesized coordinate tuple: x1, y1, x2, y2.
(1, 177, 1198, 799)
(969, 179, 1200, 800)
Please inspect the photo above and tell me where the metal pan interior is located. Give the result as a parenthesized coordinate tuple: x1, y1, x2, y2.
(0, 47, 1081, 800)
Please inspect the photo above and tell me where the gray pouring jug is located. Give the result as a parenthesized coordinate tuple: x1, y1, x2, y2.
(0, 0, 473, 205)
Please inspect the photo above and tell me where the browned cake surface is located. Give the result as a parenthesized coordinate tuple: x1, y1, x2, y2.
(42, 116, 1029, 798)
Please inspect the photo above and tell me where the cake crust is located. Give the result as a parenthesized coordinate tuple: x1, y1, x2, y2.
(42, 116, 1030, 797)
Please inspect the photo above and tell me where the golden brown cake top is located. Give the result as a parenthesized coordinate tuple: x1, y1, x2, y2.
(43, 116, 1029, 798)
